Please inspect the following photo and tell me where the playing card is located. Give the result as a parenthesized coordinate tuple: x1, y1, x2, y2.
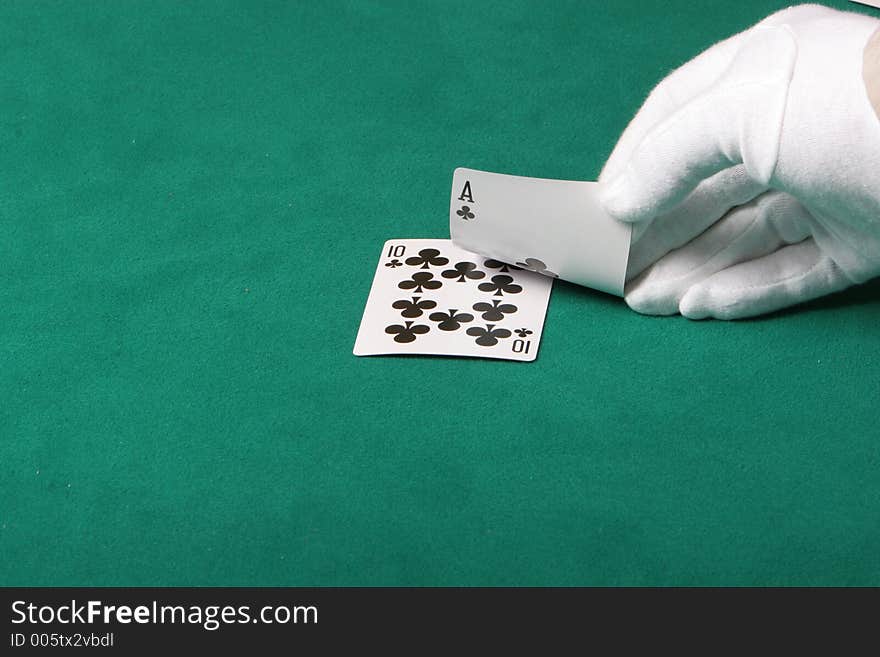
(450, 168, 631, 296)
(353, 239, 553, 362)
(851, 1, 880, 9)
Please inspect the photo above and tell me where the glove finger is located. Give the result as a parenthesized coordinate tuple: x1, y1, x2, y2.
(601, 28, 796, 225)
(625, 191, 811, 315)
(600, 31, 746, 185)
(627, 163, 766, 280)
(679, 239, 853, 320)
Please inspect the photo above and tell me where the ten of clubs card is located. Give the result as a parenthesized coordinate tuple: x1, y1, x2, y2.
(353, 239, 553, 362)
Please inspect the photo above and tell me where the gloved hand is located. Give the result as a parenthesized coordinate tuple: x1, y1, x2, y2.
(599, 4, 880, 319)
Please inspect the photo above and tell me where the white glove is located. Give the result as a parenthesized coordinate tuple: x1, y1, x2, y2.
(599, 4, 880, 319)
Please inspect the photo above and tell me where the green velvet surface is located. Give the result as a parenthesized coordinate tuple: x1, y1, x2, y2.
(2, 0, 879, 586)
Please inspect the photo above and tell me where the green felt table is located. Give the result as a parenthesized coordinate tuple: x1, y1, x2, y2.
(2, 0, 879, 586)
